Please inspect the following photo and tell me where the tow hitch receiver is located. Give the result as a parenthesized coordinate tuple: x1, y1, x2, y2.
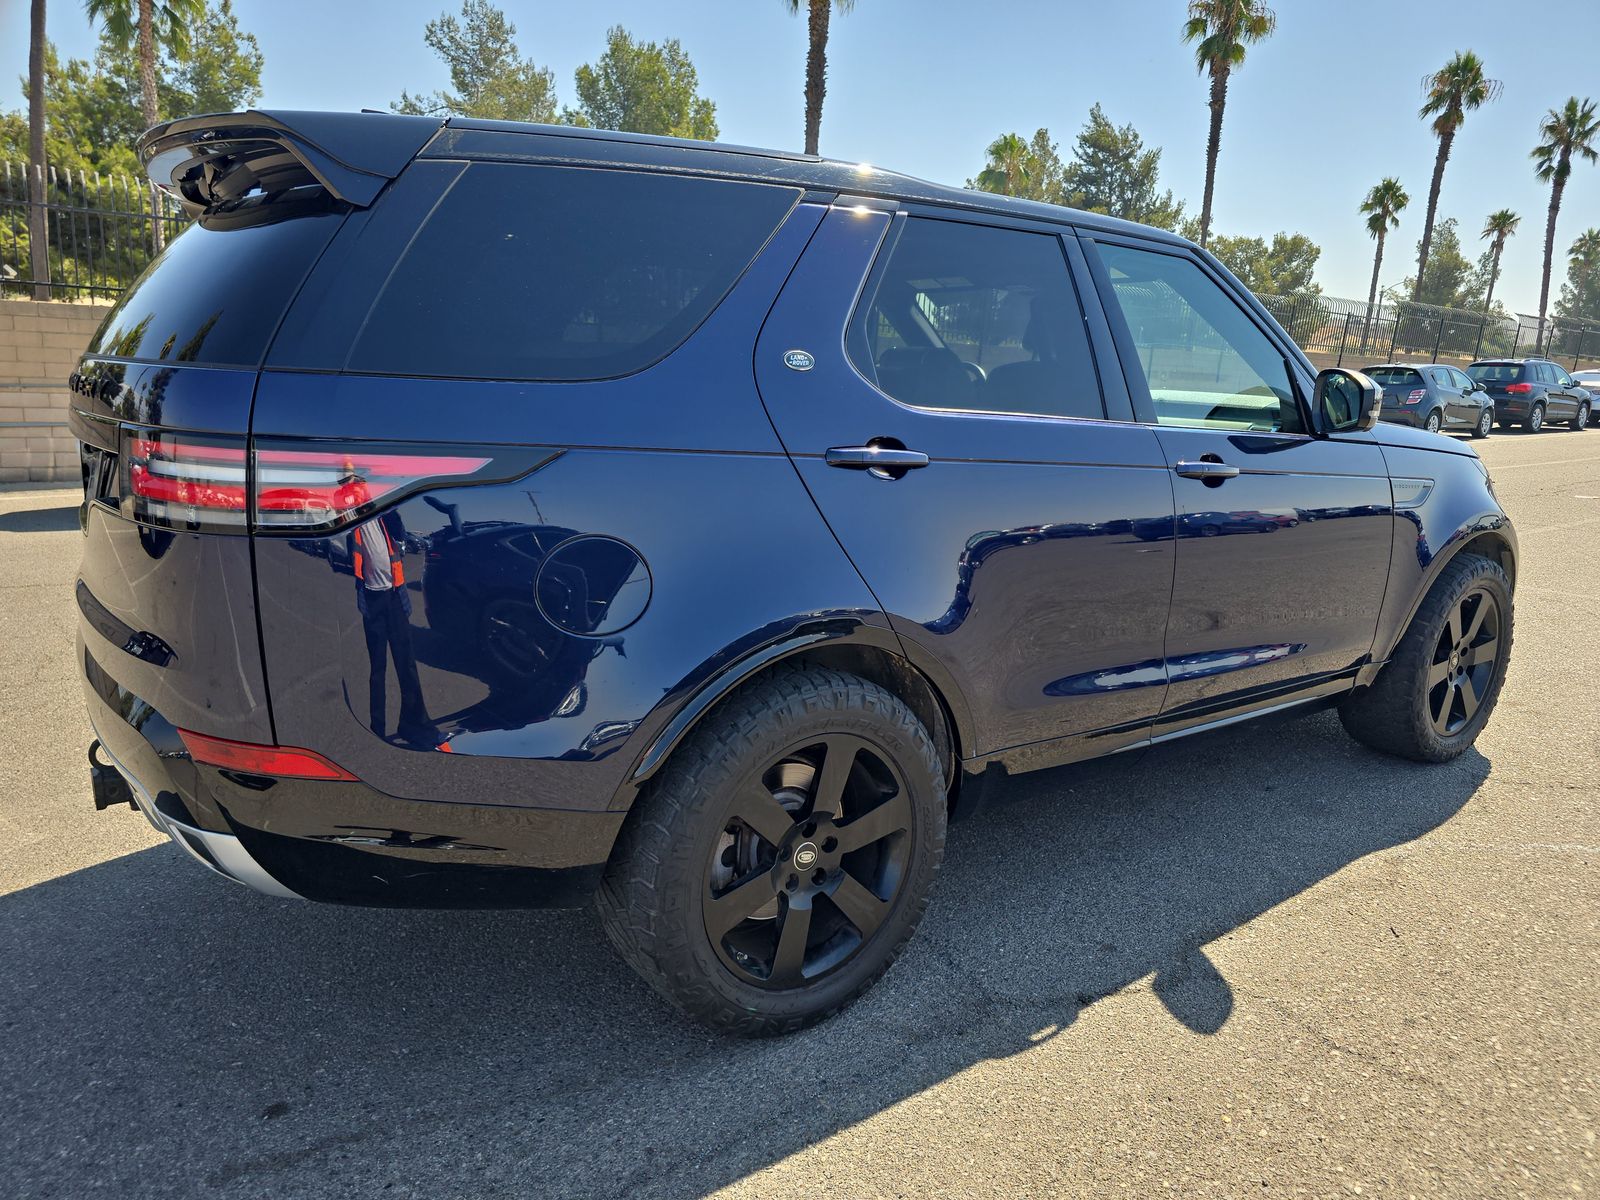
(88, 740, 137, 811)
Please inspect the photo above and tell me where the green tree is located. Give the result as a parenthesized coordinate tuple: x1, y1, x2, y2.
(1412, 51, 1501, 301)
(1478, 208, 1519, 314)
(163, 0, 261, 116)
(84, 0, 204, 133)
(967, 128, 1067, 204)
(3, 11, 260, 176)
(1359, 177, 1408, 349)
(1402, 217, 1481, 310)
(1555, 227, 1600, 324)
(782, 0, 853, 156)
(393, 0, 557, 122)
(1210, 230, 1321, 298)
(973, 131, 1032, 197)
(566, 26, 718, 140)
(1182, 0, 1275, 247)
(1061, 103, 1184, 229)
(1532, 96, 1600, 344)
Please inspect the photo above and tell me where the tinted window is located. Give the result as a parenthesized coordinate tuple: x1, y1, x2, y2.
(1468, 362, 1523, 383)
(1095, 243, 1304, 434)
(346, 164, 798, 380)
(87, 192, 347, 367)
(848, 217, 1103, 420)
(1364, 367, 1423, 387)
(1448, 367, 1474, 389)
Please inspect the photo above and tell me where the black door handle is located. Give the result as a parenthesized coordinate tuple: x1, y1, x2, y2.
(1173, 460, 1240, 481)
(825, 445, 930, 470)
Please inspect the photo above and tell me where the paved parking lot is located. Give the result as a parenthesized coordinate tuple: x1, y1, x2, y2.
(2, 428, 1596, 1199)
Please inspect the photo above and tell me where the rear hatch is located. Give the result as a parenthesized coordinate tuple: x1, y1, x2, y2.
(1467, 361, 1526, 399)
(1364, 366, 1426, 408)
(71, 111, 437, 755)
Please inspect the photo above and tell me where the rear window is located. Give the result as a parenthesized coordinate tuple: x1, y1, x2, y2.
(86, 192, 348, 367)
(345, 164, 800, 381)
(1363, 367, 1423, 387)
(1468, 362, 1524, 383)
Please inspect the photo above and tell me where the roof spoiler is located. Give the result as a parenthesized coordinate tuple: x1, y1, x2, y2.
(139, 109, 445, 216)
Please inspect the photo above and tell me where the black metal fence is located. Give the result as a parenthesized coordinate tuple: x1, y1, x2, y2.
(1, 161, 188, 301)
(1256, 291, 1600, 371)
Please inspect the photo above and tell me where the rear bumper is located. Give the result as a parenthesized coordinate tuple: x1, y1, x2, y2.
(1378, 408, 1425, 428)
(89, 712, 301, 898)
(81, 642, 623, 908)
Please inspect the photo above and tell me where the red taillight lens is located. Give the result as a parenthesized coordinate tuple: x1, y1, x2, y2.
(179, 729, 358, 780)
(252, 444, 490, 532)
(1405, 389, 1426, 404)
(1505, 382, 1533, 395)
(126, 431, 249, 531)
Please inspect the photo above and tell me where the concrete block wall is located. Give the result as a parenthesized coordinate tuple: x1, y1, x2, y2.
(0, 299, 109, 483)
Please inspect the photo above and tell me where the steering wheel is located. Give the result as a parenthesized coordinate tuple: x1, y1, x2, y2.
(958, 360, 987, 384)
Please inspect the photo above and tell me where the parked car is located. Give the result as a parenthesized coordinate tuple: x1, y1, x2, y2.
(74, 110, 1517, 1035)
(1363, 362, 1494, 438)
(1572, 368, 1600, 421)
(1467, 358, 1591, 431)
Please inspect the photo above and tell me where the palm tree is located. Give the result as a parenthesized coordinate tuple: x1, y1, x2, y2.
(1359, 178, 1408, 352)
(1182, 0, 1276, 248)
(975, 133, 1033, 197)
(782, 0, 854, 156)
(27, 0, 49, 299)
(1532, 97, 1600, 349)
(1567, 227, 1600, 316)
(84, 0, 203, 133)
(1478, 209, 1520, 314)
(1412, 52, 1501, 301)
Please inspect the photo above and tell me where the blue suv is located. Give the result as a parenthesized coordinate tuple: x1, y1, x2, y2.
(71, 111, 1516, 1034)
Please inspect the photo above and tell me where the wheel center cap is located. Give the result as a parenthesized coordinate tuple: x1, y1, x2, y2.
(793, 841, 819, 870)
(1450, 651, 1460, 671)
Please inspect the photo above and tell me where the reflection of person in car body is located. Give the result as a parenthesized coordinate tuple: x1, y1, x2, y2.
(344, 467, 436, 748)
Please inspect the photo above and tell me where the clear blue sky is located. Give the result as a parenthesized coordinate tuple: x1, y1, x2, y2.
(7, 0, 1598, 312)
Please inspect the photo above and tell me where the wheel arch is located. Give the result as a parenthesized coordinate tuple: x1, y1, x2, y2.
(1377, 519, 1517, 664)
(617, 624, 973, 816)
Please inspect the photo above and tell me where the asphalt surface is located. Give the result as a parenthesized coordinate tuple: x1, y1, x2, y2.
(2, 428, 1596, 1199)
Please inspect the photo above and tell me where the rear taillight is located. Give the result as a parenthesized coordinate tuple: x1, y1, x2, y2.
(1505, 382, 1533, 395)
(1405, 389, 1426, 404)
(127, 431, 249, 531)
(252, 444, 490, 532)
(123, 430, 493, 534)
(179, 729, 358, 780)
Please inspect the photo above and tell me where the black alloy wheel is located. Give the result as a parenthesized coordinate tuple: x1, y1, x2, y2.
(1424, 586, 1502, 736)
(597, 666, 946, 1035)
(705, 733, 913, 988)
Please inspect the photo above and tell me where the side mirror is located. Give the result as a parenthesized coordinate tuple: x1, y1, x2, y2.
(1317, 367, 1380, 433)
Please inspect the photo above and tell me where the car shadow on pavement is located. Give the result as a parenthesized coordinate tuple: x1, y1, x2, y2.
(0, 503, 79, 534)
(1, 709, 1488, 1199)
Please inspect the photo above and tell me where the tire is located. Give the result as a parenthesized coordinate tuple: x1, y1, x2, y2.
(1339, 553, 1512, 763)
(1471, 408, 1493, 439)
(1424, 409, 1443, 434)
(596, 665, 947, 1036)
(1524, 402, 1544, 432)
(1572, 402, 1590, 431)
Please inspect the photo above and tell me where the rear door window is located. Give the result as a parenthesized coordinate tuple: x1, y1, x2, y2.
(847, 216, 1103, 420)
(345, 164, 799, 381)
